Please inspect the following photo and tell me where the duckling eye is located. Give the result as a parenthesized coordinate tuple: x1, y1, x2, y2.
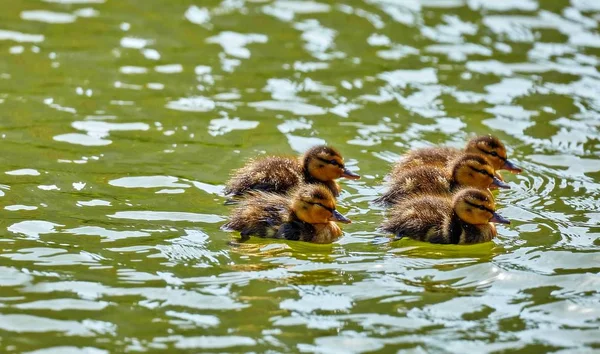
(329, 159, 343, 168)
(475, 168, 493, 177)
(307, 201, 334, 213)
(465, 201, 491, 212)
(489, 151, 498, 157)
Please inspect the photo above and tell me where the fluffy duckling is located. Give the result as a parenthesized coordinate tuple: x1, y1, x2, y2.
(392, 135, 522, 177)
(380, 188, 510, 244)
(224, 145, 360, 200)
(374, 154, 509, 206)
(221, 184, 351, 244)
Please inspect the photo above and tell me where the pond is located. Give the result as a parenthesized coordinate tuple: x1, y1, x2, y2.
(1, 0, 599, 352)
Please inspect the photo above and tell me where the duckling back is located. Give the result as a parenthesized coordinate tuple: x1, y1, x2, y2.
(224, 157, 303, 198)
(221, 184, 348, 243)
(381, 188, 506, 244)
(221, 191, 291, 240)
(392, 147, 459, 174)
(380, 195, 452, 244)
(374, 166, 452, 206)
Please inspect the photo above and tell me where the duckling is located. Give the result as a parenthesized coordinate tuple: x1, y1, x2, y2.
(392, 135, 522, 177)
(380, 188, 510, 244)
(374, 153, 509, 206)
(224, 145, 360, 200)
(221, 184, 351, 244)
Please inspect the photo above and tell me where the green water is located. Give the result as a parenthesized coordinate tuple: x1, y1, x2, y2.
(0, 0, 599, 352)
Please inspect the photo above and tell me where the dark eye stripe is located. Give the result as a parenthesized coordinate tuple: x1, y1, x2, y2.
(482, 149, 506, 162)
(468, 166, 494, 178)
(307, 201, 335, 213)
(465, 201, 494, 213)
(317, 157, 344, 168)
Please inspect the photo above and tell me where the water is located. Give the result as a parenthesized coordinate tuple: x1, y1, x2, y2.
(0, 0, 599, 352)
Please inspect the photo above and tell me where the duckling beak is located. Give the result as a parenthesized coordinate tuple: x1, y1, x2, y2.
(341, 168, 361, 180)
(330, 210, 351, 224)
(502, 160, 522, 173)
(491, 176, 511, 189)
(490, 212, 510, 224)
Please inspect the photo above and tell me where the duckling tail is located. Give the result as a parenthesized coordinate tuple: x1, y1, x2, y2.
(223, 199, 239, 206)
(392, 233, 405, 241)
(372, 194, 393, 207)
(220, 222, 234, 232)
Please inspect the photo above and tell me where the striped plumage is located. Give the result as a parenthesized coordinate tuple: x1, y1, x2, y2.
(392, 135, 522, 175)
(221, 184, 351, 244)
(380, 188, 510, 244)
(224, 145, 360, 200)
(374, 153, 509, 206)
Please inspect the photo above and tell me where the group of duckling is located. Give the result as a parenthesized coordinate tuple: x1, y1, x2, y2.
(221, 136, 522, 245)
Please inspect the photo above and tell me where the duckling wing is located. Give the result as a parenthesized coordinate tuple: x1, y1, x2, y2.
(380, 196, 451, 242)
(221, 193, 290, 238)
(375, 167, 451, 206)
(393, 147, 460, 173)
(275, 220, 315, 241)
(224, 157, 303, 196)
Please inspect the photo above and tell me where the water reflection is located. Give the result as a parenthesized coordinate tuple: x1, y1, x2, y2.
(0, 0, 599, 352)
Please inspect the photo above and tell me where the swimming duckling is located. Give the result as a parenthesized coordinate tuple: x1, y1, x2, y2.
(224, 145, 360, 200)
(221, 184, 351, 244)
(380, 188, 510, 244)
(374, 153, 509, 206)
(392, 135, 522, 177)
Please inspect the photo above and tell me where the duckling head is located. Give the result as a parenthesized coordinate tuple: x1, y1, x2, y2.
(453, 188, 510, 225)
(303, 145, 360, 182)
(465, 135, 522, 173)
(453, 154, 511, 189)
(291, 184, 351, 224)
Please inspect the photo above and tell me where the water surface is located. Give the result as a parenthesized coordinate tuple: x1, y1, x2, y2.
(1, 0, 599, 352)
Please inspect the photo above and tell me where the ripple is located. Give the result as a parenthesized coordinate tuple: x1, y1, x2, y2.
(263, 0, 330, 22)
(0, 29, 44, 43)
(378, 68, 437, 88)
(5, 205, 38, 211)
(155, 64, 183, 74)
(21, 10, 77, 24)
(0, 314, 113, 335)
(24, 347, 108, 354)
(54, 133, 111, 146)
(26, 281, 248, 310)
(249, 100, 326, 115)
(65, 226, 150, 242)
(185, 5, 211, 27)
(108, 211, 224, 223)
(166, 335, 256, 350)
(6, 168, 40, 176)
(120, 37, 152, 49)
(42, 0, 104, 2)
(15, 299, 110, 311)
(208, 117, 259, 136)
(206, 31, 267, 59)
(2, 248, 101, 266)
(109, 176, 189, 189)
(8, 221, 63, 239)
(166, 96, 215, 112)
(76, 199, 111, 207)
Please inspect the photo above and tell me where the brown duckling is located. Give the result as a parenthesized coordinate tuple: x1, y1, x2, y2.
(380, 188, 510, 244)
(374, 153, 509, 206)
(392, 135, 522, 177)
(224, 145, 360, 200)
(221, 184, 351, 244)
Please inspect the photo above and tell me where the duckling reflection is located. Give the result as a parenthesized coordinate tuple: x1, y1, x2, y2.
(375, 153, 509, 206)
(224, 145, 360, 201)
(392, 135, 522, 176)
(221, 184, 351, 244)
(380, 188, 510, 244)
